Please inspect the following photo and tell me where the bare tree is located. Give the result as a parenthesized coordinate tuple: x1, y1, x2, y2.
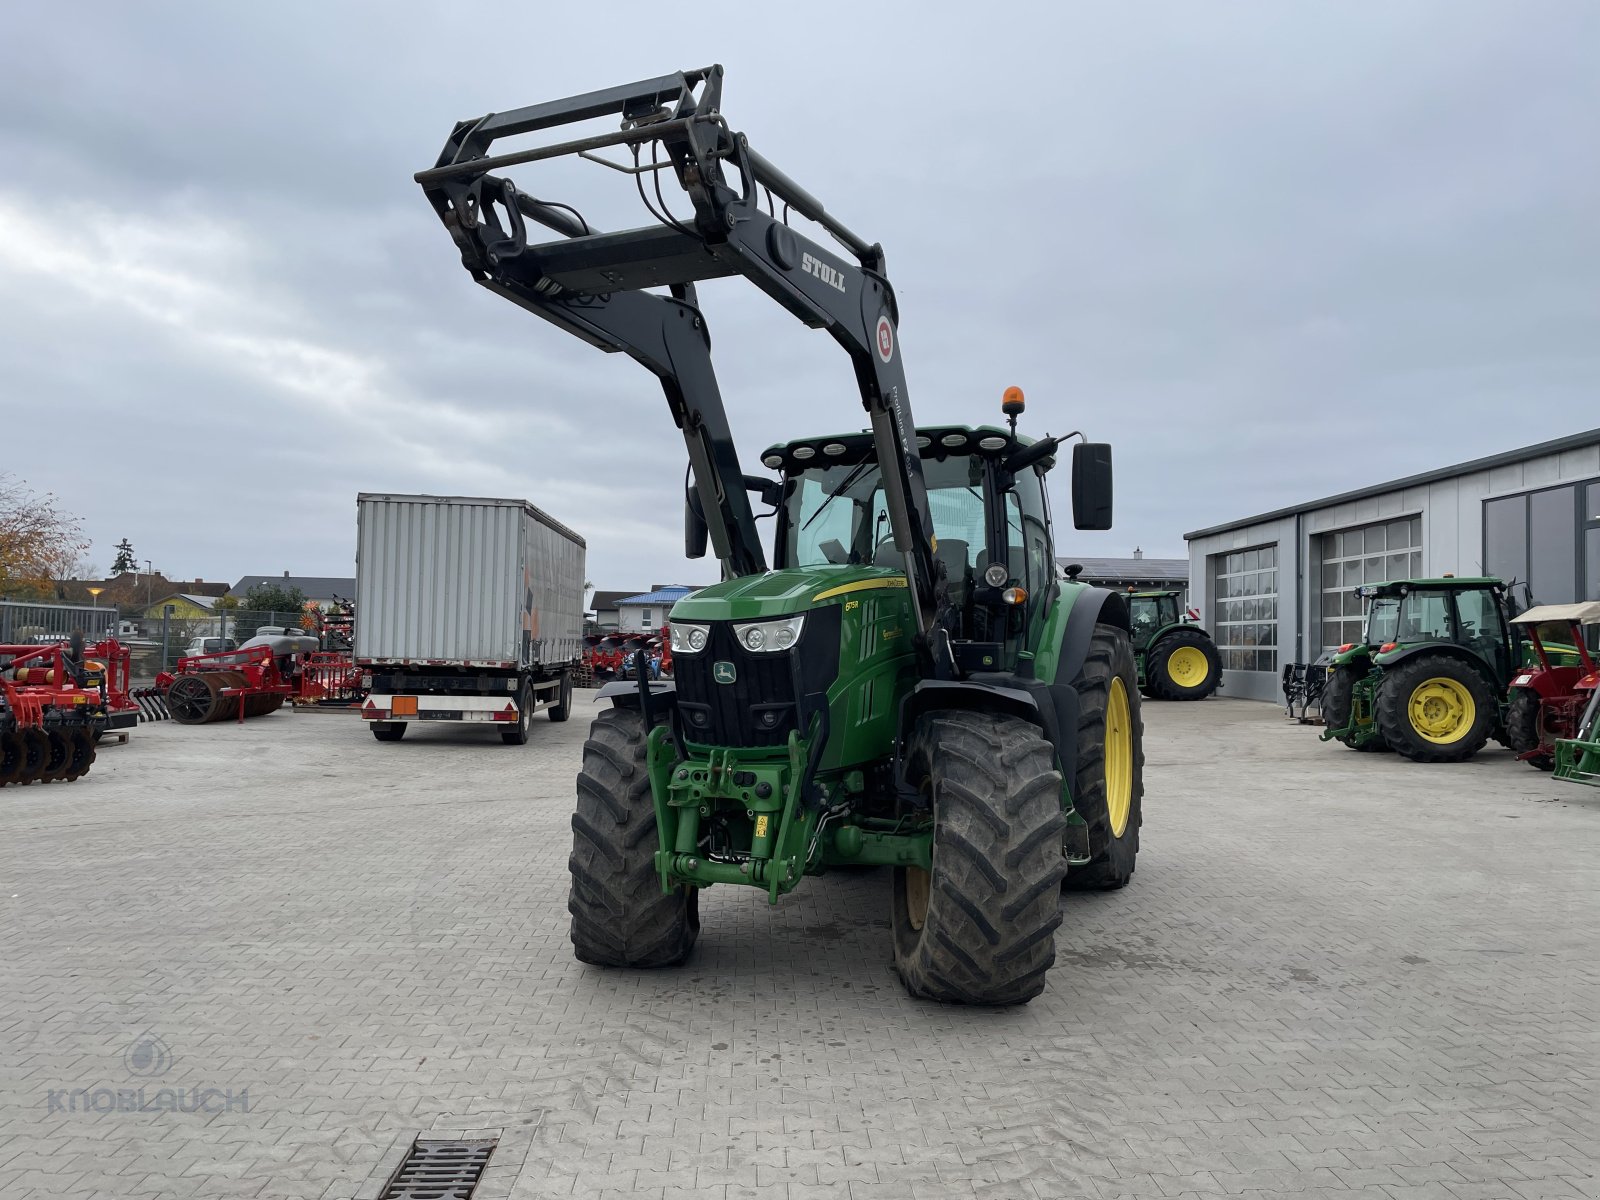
(0, 474, 88, 598)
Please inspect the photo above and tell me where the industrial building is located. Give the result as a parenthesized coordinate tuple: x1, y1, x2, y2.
(1185, 429, 1600, 702)
(1055, 552, 1188, 594)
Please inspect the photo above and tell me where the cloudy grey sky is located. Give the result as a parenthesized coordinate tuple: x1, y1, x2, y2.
(2, 2, 1596, 595)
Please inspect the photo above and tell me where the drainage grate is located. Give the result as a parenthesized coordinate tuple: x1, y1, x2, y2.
(378, 1137, 497, 1200)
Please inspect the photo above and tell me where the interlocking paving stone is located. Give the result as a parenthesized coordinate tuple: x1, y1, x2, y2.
(1, 697, 1596, 1198)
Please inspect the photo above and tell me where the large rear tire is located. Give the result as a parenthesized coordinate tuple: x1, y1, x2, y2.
(892, 710, 1067, 1006)
(569, 708, 698, 967)
(1505, 688, 1552, 770)
(1148, 630, 1221, 700)
(371, 722, 406, 742)
(1322, 665, 1387, 751)
(1375, 654, 1496, 763)
(1064, 626, 1146, 890)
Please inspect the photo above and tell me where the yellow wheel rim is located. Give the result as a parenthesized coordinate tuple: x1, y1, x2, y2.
(1407, 677, 1475, 744)
(1166, 645, 1210, 689)
(1105, 676, 1134, 838)
(905, 868, 930, 930)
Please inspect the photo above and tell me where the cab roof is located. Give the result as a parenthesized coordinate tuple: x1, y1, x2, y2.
(1355, 576, 1502, 598)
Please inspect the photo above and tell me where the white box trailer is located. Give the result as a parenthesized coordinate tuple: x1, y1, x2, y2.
(355, 493, 585, 744)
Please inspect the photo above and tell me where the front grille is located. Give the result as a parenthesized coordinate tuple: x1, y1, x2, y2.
(674, 608, 840, 747)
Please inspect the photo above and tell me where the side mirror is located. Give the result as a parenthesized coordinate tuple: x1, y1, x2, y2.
(685, 488, 709, 559)
(1071, 442, 1113, 530)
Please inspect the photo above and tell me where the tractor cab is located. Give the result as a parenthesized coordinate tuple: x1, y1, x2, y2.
(1321, 576, 1518, 762)
(761, 424, 1059, 675)
(1341, 577, 1516, 679)
(1127, 591, 1182, 651)
(1507, 603, 1600, 774)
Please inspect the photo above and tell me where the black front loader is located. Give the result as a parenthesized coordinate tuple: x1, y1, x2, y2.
(415, 65, 941, 635)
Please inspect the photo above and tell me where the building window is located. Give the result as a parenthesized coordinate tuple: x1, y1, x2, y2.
(1315, 516, 1422, 651)
(640, 608, 655, 629)
(1485, 483, 1582, 606)
(1211, 545, 1278, 672)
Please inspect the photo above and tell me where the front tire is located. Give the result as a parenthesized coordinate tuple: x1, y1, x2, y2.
(1064, 625, 1146, 890)
(1322, 665, 1387, 751)
(1375, 655, 1496, 763)
(1148, 630, 1221, 700)
(569, 708, 698, 967)
(1505, 688, 1552, 770)
(892, 710, 1067, 1006)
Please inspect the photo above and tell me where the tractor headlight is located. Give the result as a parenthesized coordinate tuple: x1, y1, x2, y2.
(733, 614, 805, 653)
(670, 623, 710, 654)
(983, 563, 1009, 588)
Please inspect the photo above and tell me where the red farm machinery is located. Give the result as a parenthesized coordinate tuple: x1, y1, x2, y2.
(1, 635, 138, 786)
(1506, 603, 1600, 771)
(582, 626, 672, 684)
(142, 608, 367, 726)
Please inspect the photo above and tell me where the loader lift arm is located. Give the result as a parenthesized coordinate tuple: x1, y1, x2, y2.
(415, 65, 940, 630)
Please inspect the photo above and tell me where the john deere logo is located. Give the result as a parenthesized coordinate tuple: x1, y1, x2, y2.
(713, 661, 737, 685)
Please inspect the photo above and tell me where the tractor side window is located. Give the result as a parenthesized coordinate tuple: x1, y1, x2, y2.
(1366, 598, 1399, 645)
(1006, 467, 1054, 610)
(1397, 590, 1452, 642)
(1453, 588, 1507, 675)
(1158, 596, 1180, 626)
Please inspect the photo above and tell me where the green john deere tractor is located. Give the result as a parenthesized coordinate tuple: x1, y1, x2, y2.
(1320, 576, 1522, 762)
(419, 67, 1145, 1005)
(1126, 590, 1221, 700)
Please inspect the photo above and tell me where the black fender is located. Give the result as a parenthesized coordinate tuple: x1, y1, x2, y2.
(1375, 644, 1501, 692)
(598, 679, 677, 709)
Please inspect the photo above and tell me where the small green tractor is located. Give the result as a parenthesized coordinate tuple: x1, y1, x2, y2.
(419, 67, 1145, 1005)
(1125, 589, 1221, 700)
(1321, 576, 1525, 762)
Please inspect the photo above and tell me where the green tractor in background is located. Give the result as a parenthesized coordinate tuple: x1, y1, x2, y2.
(1125, 589, 1221, 700)
(420, 68, 1145, 1006)
(1321, 576, 1522, 762)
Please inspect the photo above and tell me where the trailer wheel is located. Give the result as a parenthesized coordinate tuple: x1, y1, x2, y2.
(892, 710, 1067, 1006)
(500, 682, 532, 744)
(548, 671, 573, 723)
(371, 722, 406, 742)
(569, 708, 698, 967)
(1505, 688, 1552, 770)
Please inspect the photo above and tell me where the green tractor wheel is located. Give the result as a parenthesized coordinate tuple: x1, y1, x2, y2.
(892, 710, 1067, 1006)
(1064, 626, 1145, 889)
(569, 708, 699, 968)
(1322, 665, 1387, 752)
(1375, 655, 1496, 764)
(1147, 630, 1221, 701)
(1504, 688, 1552, 770)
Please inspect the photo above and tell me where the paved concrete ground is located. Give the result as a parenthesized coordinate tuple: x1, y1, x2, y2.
(1, 695, 1596, 1199)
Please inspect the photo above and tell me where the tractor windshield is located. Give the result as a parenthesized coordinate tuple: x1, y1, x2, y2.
(785, 454, 988, 573)
(780, 453, 1054, 624)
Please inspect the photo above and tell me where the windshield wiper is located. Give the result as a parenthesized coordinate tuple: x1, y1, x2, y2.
(801, 460, 875, 533)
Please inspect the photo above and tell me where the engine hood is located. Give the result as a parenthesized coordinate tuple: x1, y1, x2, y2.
(669, 566, 909, 622)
